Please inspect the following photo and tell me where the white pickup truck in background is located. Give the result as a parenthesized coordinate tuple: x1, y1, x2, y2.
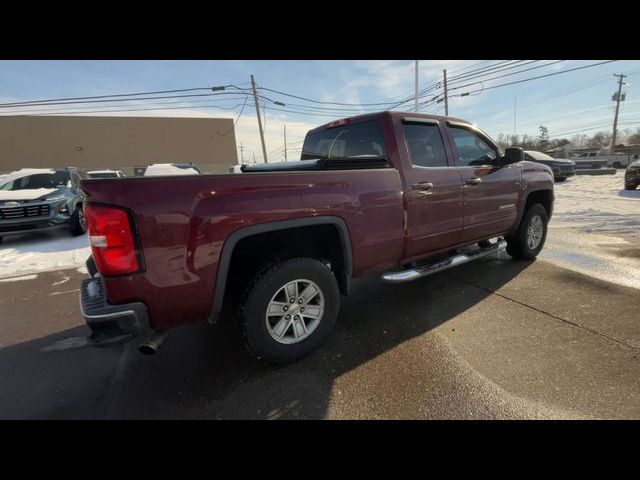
(572, 151, 639, 169)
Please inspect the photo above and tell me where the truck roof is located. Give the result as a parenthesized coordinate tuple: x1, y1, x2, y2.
(306, 111, 474, 135)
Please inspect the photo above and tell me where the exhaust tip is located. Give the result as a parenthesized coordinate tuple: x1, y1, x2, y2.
(139, 344, 157, 355)
(138, 329, 170, 355)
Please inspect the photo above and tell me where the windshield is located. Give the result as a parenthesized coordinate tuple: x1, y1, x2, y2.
(301, 120, 386, 160)
(0, 171, 69, 191)
(88, 172, 118, 179)
(525, 151, 554, 161)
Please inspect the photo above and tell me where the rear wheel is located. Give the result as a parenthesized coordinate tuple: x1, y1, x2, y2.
(625, 183, 637, 191)
(555, 177, 566, 182)
(506, 203, 548, 260)
(239, 257, 340, 363)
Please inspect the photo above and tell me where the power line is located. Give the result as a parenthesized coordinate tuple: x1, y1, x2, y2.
(0, 86, 216, 107)
(453, 60, 618, 95)
(2, 102, 248, 117)
(0, 91, 252, 109)
(257, 86, 404, 107)
(448, 60, 566, 91)
(447, 60, 534, 84)
(0, 96, 250, 116)
(219, 97, 248, 136)
(469, 74, 615, 123)
(262, 106, 349, 117)
(446, 60, 518, 79)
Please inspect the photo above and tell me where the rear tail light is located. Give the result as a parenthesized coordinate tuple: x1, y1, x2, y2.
(84, 204, 141, 276)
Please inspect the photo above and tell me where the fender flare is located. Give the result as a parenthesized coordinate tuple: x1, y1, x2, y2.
(209, 216, 353, 323)
(514, 188, 554, 231)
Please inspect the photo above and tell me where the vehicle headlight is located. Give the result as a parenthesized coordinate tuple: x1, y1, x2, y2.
(58, 202, 70, 215)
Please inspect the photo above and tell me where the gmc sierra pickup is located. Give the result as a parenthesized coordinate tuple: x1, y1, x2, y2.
(79, 111, 554, 363)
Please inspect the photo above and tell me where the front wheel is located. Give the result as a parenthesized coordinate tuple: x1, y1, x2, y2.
(506, 203, 549, 260)
(69, 205, 87, 236)
(239, 257, 340, 363)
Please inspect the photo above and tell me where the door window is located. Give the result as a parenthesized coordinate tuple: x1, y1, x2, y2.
(448, 127, 498, 167)
(403, 123, 448, 168)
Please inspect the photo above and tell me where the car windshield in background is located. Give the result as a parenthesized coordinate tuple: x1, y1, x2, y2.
(301, 120, 386, 160)
(525, 151, 555, 161)
(0, 171, 69, 191)
(88, 172, 118, 179)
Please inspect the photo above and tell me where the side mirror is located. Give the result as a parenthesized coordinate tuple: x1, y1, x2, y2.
(497, 147, 524, 167)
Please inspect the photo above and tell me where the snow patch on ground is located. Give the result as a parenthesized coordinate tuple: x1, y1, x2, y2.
(0, 230, 90, 279)
(552, 172, 640, 241)
(0, 274, 38, 282)
(543, 172, 640, 289)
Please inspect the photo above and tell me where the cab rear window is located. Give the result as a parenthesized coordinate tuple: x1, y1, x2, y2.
(301, 120, 386, 160)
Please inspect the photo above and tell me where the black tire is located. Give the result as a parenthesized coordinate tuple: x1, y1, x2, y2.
(69, 205, 87, 236)
(625, 183, 637, 191)
(555, 177, 566, 182)
(239, 257, 340, 364)
(506, 203, 549, 260)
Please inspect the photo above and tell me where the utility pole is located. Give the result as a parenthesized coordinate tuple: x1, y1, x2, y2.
(443, 69, 449, 116)
(251, 74, 268, 163)
(611, 73, 627, 152)
(252, 152, 256, 163)
(238, 142, 245, 163)
(513, 97, 517, 136)
(414, 60, 419, 112)
(284, 125, 288, 162)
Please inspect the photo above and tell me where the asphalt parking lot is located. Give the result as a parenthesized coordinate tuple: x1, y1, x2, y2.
(1, 241, 639, 419)
(1, 173, 639, 419)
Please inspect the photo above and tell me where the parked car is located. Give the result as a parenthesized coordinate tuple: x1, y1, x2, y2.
(524, 150, 575, 182)
(0, 167, 87, 242)
(143, 163, 202, 176)
(87, 169, 126, 179)
(78, 111, 554, 363)
(625, 158, 640, 190)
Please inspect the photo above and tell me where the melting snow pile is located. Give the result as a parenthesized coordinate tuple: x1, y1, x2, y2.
(0, 230, 90, 278)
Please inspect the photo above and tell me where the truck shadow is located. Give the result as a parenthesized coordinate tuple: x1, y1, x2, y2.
(101, 254, 533, 419)
(618, 189, 640, 199)
(0, 254, 532, 419)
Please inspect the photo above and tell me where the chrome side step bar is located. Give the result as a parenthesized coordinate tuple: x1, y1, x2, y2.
(382, 239, 507, 284)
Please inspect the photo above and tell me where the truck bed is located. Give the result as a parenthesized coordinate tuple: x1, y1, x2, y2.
(80, 168, 405, 329)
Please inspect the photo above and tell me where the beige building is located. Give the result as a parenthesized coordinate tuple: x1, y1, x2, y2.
(0, 115, 238, 174)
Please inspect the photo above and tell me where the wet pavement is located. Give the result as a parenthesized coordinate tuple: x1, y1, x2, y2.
(1, 247, 638, 419)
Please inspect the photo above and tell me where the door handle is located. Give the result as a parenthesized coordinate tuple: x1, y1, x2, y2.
(412, 182, 434, 190)
(411, 182, 434, 196)
(465, 177, 482, 185)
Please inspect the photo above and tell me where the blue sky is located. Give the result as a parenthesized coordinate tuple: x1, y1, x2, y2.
(1, 60, 639, 162)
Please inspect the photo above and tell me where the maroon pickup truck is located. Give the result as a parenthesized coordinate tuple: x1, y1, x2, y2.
(79, 111, 554, 363)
